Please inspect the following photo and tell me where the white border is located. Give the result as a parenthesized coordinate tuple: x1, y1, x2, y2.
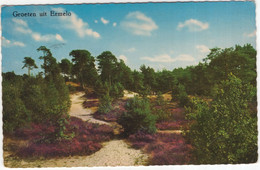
(0, 0, 259, 170)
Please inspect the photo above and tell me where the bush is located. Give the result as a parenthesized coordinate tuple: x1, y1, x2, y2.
(185, 74, 257, 164)
(110, 82, 124, 100)
(155, 92, 165, 106)
(118, 97, 157, 136)
(152, 106, 172, 122)
(172, 84, 190, 107)
(2, 74, 29, 132)
(98, 93, 112, 114)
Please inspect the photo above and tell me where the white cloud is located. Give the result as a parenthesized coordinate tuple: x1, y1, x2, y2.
(32, 33, 64, 42)
(86, 28, 100, 38)
(16, 26, 32, 34)
(176, 54, 195, 62)
(125, 47, 136, 52)
(52, 7, 100, 39)
(13, 18, 65, 42)
(141, 54, 194, 63)
(244, 30, 256, 38)
(196, 45, 210, 53)
(101, 17, 109, 24)
(55, 34, 64, 41)
(177, 19, 209, 32)
(2, 37, 25, 47)
(12, 18, 28, 27)
(113, 22, 117, 27)
(121, 11, 158, 36)
(142, 54, 175, 62)
(119, 55, 127, 63)
(12, 41, 25, 47)
(94, 20, 98, 23)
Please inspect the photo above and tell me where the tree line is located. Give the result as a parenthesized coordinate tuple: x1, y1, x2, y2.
(21, 44, 256, 98)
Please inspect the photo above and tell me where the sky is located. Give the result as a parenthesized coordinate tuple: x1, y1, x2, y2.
(1, 1, 256, 75)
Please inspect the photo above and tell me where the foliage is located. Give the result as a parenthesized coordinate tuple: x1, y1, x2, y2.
(185, 74, 257, 164)
(2, 75, 29, 132)
(69, 50, 98, 88)
(110, 82, 124, 100)
(98, 93, 112, 114)
(22, 57, 38, 76)
(59, 58, 72, 81)
(37, 46, 61, 79)
(140, 65, 157, 93)
(97, 51, 118, 84)
(155, 92, 165, 106)
(94, 99, 126, 122)
(118, 97, 157, 136)
(114, 59, 134, 90)
(172, 84, 190, 107)
(3, 47, 70, 141)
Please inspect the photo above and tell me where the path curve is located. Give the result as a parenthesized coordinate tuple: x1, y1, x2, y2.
(67, 92, 149, 167)
(69, 92, 109, 125)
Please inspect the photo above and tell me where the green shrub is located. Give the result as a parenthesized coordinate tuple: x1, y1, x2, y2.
(110, 82, 124, 100)
(118, 96, 156, 136)
(98, 93, 112, 114)
(172, 84, 190, 107)
(155, 92, 166, 106)
(2, 81, 29, 132)
(185, 74, 257, 164)
(152, 107, 172, 122)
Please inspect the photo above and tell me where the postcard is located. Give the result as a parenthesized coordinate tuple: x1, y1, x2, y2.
(1, 0, 258, 169)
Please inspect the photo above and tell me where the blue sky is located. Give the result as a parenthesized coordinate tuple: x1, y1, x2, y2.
(1, 1, 256, 75)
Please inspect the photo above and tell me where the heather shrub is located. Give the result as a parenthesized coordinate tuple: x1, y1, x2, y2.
(83, 100, 99, 108)
(152, 106, 172, 122)
(15, 117, 113, 158)
(149, 133, 191, 165)
(171, 108, 186, 120)
(128, 131, 156, 143)
(156, 121, 188, 130)
(118, 97, 157, 136)
(94, 99, 126, 122)
(127, 131, 191, 165)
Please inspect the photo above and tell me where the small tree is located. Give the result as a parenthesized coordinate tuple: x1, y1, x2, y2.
(22, 57, 38, 76)
(155, 92, 165, 106)
(110, 82, 124, 100)
(186, 74, 257, 164)
(118, 96, 156, 136)
(172, 84, 190, 107)
(98, 93, 112, 114)
(59, 58, 72, 81)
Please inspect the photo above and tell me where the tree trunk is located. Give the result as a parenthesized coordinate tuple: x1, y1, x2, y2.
(28, 68, 31, 76)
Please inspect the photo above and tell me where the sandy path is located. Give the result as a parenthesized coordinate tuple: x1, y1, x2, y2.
(69, 92, 149, 166)
(67, 92, 148, 167)
(5, 140, 148, 168)
(69, 92, 109, 125)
